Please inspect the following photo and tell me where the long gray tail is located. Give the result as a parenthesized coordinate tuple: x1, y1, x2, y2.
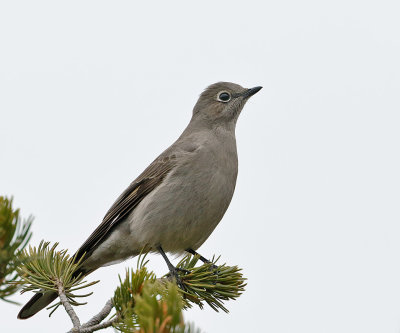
(17, 291, 58, 319)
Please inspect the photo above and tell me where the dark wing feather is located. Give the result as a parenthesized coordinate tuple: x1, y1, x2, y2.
(75, 155, 176, 261)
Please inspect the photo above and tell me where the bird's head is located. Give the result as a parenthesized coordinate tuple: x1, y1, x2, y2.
(192, 82, 262, 127)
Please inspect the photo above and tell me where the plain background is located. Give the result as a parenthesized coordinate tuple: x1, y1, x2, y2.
(1, 1, 400, 332)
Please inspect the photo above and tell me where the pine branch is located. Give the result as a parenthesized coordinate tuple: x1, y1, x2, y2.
(112, 252, 244, 332)
(77, 318, 119, 333)
(172, 254, 246, 312)
(56, 278, 81, 330)
(67, 298, 118, 333)
(80, 299, 113, 329)
(0, 196, 33, 302)
(16, 241, 99, 308)
(16, 243, 244, 332)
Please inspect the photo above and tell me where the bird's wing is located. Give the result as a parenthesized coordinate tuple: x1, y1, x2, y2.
(75, 154, 177, 261)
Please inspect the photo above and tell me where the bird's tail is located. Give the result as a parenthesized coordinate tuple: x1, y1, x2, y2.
(17, 291, 58, 319)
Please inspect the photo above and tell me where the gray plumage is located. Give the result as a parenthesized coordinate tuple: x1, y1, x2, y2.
(18, 82, 262, 319)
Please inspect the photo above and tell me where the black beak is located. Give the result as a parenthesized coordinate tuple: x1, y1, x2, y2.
(243, 86, 263, 98)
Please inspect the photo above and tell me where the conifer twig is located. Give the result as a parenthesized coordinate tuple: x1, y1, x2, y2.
(81, 299, 114, 329)
(0, 196, 33, 302)
(17, 243, 243, 332)
(65, 298, 118, 333)
(73, 318, 119, 333)
(56, 278, 81, 330)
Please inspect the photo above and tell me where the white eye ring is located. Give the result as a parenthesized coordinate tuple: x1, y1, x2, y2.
(217, 91, 231, 103)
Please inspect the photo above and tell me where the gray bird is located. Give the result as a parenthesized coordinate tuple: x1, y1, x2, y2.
(18, 82, 262, 319)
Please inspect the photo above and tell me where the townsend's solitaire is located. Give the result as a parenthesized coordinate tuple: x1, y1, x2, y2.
(18, 82, 262, 319)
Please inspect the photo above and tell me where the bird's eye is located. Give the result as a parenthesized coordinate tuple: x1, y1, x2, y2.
(217, 92, 231, 102)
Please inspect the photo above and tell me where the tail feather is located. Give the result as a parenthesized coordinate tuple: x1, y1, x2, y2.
(17, 291, 58, 319)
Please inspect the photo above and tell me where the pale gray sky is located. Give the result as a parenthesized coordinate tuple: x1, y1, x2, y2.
(1, 1, 400, 332)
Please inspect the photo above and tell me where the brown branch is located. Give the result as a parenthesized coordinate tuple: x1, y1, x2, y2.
(81, 299, 113, 329)
(77, 318, 119, 333)
(65, 299, 118, 333)
(56, 279, 81, 330)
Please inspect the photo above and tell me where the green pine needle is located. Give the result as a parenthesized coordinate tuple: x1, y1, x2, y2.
(113, 253, 158, 331)
(16, 241, 98, 314)
(171, 254, 247, 313)
(112, 252, 245, 332)
(0, 196, 33, 302)
(113, 253, 203, 333)
(133, 282, 186, 333)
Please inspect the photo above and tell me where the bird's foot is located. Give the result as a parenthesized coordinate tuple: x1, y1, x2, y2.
(176, 267, 191, 274)
(202, 259, 219, 272)
(185, 249, 218, 271)
(167, 266, 188, 291)
(208, 262, 219, 271)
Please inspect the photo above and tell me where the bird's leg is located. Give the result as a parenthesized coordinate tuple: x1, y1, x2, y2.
(186, 248, 210, 264)
(156, 245, 187, 290)
(186, 248, 218, 270)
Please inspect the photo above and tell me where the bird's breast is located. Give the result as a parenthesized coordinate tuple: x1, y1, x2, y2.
(129, 134, 238, 252)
